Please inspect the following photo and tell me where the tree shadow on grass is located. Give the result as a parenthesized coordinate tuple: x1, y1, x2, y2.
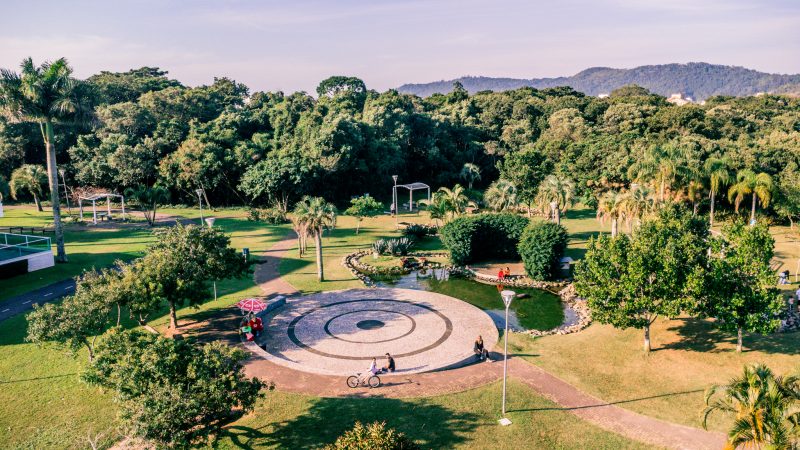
(220, 396, 479, 449)
(661, 317, 800, 355)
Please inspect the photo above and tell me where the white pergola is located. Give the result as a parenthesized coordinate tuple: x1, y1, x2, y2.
(394, 182, 431, 211)
(78, 193, 126, 224)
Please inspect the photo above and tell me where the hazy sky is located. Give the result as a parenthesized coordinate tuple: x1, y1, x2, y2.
(2, 0, 799, 94)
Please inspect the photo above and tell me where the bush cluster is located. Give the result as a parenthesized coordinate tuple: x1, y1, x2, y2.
(372, 237, 414, 256)
(440, 213, 529, 265)
(402, 224, 437, 239)
(247, 207, 288, 224)
(325, 421, 419, 450)
(518, 221, 569, 280)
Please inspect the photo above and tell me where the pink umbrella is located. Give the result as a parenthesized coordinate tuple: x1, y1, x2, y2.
(236, 298, 268, 313)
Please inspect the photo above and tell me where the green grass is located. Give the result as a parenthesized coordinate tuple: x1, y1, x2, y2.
(209, 381, 652, 449)
(422, 278, 564, 331)
(0, 213, 289, 449)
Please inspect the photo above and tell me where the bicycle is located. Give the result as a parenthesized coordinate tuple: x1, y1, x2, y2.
(346, 372, 381, 388)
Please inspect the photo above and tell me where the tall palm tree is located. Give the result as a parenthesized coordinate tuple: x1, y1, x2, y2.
(536, 174, 574, 225)
(460, 163, 481, 190)
(684, 179, 705, 216)
(10, 164, 47, 211)
(483, 179, 517, 211)
(728, 169, 774, 225)
(0, 58, 94, 262)
(437, 184, 476, 219)
(704, 157, 732, 228)
(703, 364, 800, 449)
(596, 190, 625, 237)
(293, 196, 337, 282)
(627, 144, 692, 203)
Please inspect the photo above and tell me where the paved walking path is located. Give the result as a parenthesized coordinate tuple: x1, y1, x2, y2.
(245, 232, 726, 450)
(0, 278, 75, 322)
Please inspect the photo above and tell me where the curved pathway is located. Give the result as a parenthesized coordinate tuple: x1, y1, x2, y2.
(248, 232, 726, 450)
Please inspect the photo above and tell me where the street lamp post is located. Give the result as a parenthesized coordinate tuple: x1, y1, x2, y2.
(499, 289, 515, 425)
(195, 189, 204, 225)
(392, 175, 398, 228)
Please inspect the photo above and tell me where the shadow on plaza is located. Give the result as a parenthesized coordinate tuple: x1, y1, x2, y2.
(659, 317, 799, 355)
(220, 396, 478, 449)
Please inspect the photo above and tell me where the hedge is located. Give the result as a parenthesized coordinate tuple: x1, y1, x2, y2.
(440, 213, 529, 265)
(518, 221, 569, 280)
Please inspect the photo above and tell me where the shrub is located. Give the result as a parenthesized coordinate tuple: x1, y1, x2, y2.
(518, 221, 569, 280)
(440, 213, 529, 265)
(248, 207, 288, 224)
(402, 224, 437, 239)
(372, 237, 414, 256)
(324, 421, 419, 450)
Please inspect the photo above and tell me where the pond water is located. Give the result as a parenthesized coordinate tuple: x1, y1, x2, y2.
(374, 269, 564, 331)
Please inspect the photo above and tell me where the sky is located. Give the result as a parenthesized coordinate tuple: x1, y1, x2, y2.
(1, 0, 799, 94)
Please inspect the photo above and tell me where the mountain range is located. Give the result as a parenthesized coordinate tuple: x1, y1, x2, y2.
(396, 63, 800, 100)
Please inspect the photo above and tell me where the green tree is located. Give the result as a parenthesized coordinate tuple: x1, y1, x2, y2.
(703, 364, 800, 449)
(83, 328, 264, 448)
(135, 224, 250, 329)
(483, 179, 517, 211)
(702, 221, 784, 352)
(325, 421, 420, 450)
(293, 196, 337, 282)
(460, 162, 481, 189)
(124, 184, 169, 226)
(9, 164, 47, 211)
(26, 270, 116, 361)
(575, 205, 708, 352)
(774, 162, 800, 229)
(498, 145, 551, 214)
(436, 184, 476, 220)
(704, 157, 733, 228)
(627, 143, 692, 202)
(344, 194, 383, 234)
(419, 192, 450, 226)
(0, 58, 94, 262)
(536, 174, 574, 225)
(728, 169, 773, 224)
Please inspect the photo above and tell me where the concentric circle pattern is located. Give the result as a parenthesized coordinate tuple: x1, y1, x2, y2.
(256, 288, 499, 376)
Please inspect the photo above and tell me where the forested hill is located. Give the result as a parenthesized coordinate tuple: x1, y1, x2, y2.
(397, 63, 800, 100)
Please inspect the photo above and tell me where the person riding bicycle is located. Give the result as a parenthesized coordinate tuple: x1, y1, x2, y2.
(361, 358, 379, 383)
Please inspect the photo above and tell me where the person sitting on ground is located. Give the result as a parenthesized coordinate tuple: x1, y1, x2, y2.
(497, 269, 505, 281)
(504, 266, 511, 279)
(474, 335, 490, 361)
(382, 353, 396, 373)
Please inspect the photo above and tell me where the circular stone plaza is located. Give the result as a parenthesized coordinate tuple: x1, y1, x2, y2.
(249, 288, 499, 376)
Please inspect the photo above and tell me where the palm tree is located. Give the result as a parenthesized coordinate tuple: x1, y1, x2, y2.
(10, 165, 47, 211)
(627, 144, 692, 203)
(536, 175, 574, 225)
(596, 190, 625, 237)
(0, 58, 94, 262)
(460, 163, 481, 190)
(704, 157, 733, 228)
(293, 196, 337, 282)
(437, 184, 476, 220)
(684, 179, 705, 216)
(124, 185, 170, 226)
(703, 364, 800, 449)
(620, 185, 655, 233)
(419, 192, 450, 226)
(728, 169, 774, 225)
(483, 179, 517, 211)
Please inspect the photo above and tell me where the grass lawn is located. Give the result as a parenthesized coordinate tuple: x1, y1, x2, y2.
(0, 214, 288, 449)
(210, 381, 652, 449)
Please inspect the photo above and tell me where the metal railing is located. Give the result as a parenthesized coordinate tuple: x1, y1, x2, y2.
(0, 232, 52, 262)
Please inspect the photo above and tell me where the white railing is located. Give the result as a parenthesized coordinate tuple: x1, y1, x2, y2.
(0, 232, 52, 262)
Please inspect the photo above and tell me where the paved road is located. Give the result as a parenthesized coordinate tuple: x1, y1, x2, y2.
(0, 278, 76, 322)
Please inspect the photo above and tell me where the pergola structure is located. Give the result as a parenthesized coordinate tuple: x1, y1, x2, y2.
(394, 182, 431, 211)
(78, 193, 126, 224)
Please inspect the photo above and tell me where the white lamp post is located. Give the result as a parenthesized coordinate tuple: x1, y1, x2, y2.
(392, 175, 398, 228)
(499, 289, 515, 426)
(195, 189, 204, 225)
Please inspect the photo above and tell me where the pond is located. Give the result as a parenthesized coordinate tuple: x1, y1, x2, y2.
(374, 269, 564, 331)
